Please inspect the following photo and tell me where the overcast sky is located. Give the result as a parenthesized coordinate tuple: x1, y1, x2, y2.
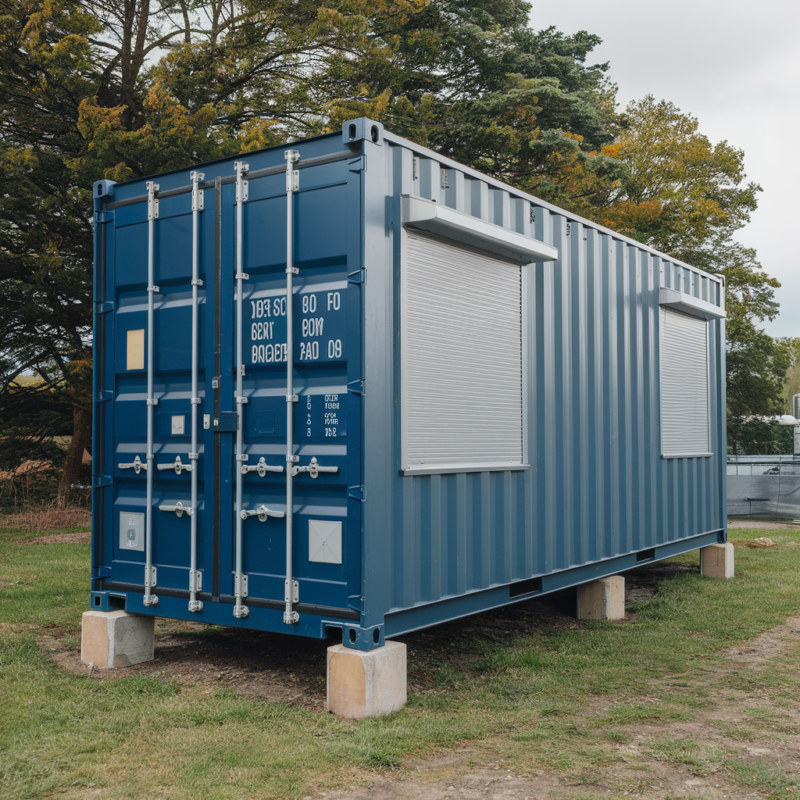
(530, 1, 800, 338)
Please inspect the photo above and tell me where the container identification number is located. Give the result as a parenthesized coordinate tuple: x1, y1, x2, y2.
(250, 290, 345, 365)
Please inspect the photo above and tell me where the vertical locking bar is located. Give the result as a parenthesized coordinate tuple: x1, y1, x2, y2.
(233, 162, 249, 619)
(284, 149, 300, 625)
(189, 172, 204, 613)
(144, 181, 159, 607)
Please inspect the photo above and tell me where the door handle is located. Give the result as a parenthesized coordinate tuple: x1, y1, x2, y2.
(118, 455, 147, 473)
(291, 456, 338, 479)
(158, 501, 193, 517)
(157, 456, 193, 474)
(241, 457, 284, 476)
(240, 504, 286, 522)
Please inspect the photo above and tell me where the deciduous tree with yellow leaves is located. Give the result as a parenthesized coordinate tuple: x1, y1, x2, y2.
(584, 97, 796, 450)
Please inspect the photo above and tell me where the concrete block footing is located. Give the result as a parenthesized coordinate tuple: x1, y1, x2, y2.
(577, 576, 626, 621)
(327, 640, 407, 719)
(81, 610, 155, 669)
(700, 542, 735, 579)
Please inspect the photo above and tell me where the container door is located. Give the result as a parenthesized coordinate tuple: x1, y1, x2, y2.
(107, 151, 362, 625)
(111, 191, 206, 598)
(229, 155, 363, 618)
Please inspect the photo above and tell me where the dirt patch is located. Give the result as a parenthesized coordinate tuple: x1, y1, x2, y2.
(315, 749, 787, 800)
(723, 616, 800, 665)
(313, 753, 572, 800)
(731, 537, 784, 549)
(626, 585, 657, 602)
(17, 531, 91, 545)
(44, 624, 331, 708)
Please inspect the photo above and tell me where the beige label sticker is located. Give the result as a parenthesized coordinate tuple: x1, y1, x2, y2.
(127, 329, 144, 370)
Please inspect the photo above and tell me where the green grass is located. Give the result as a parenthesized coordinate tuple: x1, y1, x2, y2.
(0, 528, 88, 630)
(2, 525, 800, 798)
(726, 761, 800, 799)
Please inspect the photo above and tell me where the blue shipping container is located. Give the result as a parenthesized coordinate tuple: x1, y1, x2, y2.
(91, 118, 727, 649)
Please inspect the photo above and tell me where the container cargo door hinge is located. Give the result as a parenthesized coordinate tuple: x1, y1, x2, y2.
(94, 390, 113, 403)
(348, 485, 366, 502)
(347, 268, 366, 285)
(94, 301, 114, 314)
(348, 156, 366, 173)
(94, 210, 114, 224)
(95, 566, 112, 579)
(92, 475, 112, 488)
(347, 379, 364, 396)
(347, 594, 363, 613)
(144, 566, 157, 589)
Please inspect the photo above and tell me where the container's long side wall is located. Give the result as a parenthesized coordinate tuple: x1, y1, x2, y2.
(362, 141, 726, 626)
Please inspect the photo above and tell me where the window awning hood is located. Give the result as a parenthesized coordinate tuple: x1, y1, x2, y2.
(401, 195, 558, 264)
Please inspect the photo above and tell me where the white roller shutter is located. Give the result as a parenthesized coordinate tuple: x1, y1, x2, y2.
(402, 231, 524, 473)
(660, 307, 711, 457)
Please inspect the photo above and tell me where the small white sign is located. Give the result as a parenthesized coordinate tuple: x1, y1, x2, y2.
(309, 520, 342, 564)
(171, 415, 185, 435)
(120, 512, 144, 552)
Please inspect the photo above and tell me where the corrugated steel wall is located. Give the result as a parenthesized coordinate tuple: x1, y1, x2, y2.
(361, 132, 726, 624)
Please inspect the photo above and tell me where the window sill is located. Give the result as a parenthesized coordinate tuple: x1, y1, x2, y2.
(662, 453, 714, 459)
(401, 463, 530, 476)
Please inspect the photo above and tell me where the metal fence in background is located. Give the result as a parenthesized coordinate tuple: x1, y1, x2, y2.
(727, 455, 800, 518)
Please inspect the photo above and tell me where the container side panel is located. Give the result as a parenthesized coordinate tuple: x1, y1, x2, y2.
(364, 140, 726, 627)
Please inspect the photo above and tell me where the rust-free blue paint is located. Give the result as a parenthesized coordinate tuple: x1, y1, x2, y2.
(91, 119, 727, 649)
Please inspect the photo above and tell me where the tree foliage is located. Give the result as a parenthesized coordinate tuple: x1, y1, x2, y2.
(572, 97, 796, 452)
(0, 0, 791, 476)
(326, 2, 621, 205)
(597, 97, 760, 259)
(0, 0, 401, 488)
(726, 418, 795, 457)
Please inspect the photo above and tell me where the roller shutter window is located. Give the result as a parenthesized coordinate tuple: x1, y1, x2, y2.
(660, 307, 711, 457)
(403, 231, 524, 471)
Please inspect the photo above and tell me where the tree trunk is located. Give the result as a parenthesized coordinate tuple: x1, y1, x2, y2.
(58, 406, 91, 500)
